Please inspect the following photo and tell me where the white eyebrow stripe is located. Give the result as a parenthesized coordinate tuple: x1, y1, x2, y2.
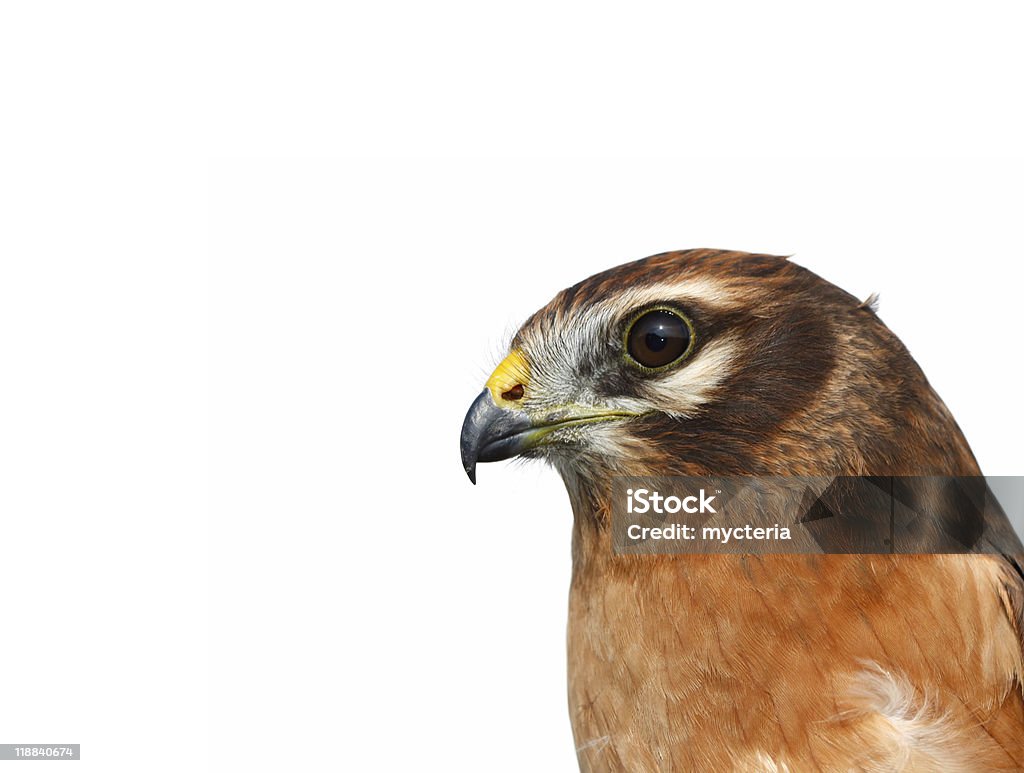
(589, 277, 742, 318)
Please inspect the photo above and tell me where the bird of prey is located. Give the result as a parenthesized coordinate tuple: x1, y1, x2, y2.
(460, 250, 1024, 772)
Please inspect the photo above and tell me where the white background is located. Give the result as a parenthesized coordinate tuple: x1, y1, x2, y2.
(2, 3, 1023, 772)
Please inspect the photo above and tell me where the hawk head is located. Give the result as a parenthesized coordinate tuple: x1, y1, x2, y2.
(461, 249, 978, 489)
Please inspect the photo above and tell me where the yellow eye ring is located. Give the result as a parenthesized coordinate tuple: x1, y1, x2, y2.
(623, 306, 695, 372)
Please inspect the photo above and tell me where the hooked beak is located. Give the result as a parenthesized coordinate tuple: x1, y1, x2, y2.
(460, 390, 535, 484)
(460, 348, 644, 484)
(459, 390, 643, 484)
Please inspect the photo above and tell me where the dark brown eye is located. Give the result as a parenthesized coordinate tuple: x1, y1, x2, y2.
(625, 309, 692, 370)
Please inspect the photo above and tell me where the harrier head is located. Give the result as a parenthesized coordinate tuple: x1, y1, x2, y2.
(461, 249, 977, 486)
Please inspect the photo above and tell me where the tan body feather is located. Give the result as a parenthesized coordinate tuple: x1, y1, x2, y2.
(568, 534, 1024, 771)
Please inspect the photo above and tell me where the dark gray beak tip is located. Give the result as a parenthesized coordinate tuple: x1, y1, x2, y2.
(461, 389, 532, 485)
(460, 390, 491, 486)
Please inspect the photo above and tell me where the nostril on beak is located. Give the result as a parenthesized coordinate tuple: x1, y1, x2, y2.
(501, 384, 525, 401)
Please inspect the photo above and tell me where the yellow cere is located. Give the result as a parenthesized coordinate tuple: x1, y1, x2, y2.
(485, 349, 531, 408)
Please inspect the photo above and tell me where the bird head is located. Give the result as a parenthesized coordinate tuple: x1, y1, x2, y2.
(461, 249, 978, 489)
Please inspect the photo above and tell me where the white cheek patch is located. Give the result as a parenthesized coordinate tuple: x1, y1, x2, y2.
(578, 423, 646, 468)
(610, 334, 742, 418)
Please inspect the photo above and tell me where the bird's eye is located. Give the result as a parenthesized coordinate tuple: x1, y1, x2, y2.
(625, 308, 693, 370)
